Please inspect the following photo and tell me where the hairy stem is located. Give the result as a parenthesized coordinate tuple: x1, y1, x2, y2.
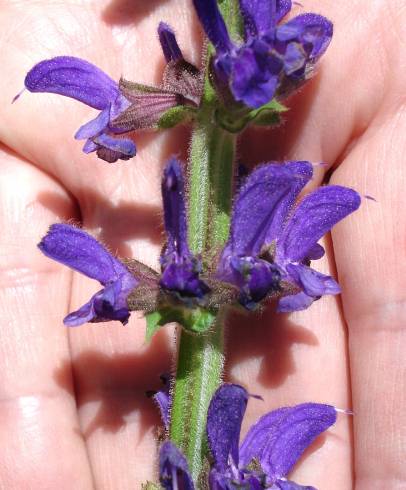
(169, 0, 240, 482)
(169, 110, 236, 482)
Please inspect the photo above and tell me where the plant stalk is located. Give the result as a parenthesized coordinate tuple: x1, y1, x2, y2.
(169, 0, 240, 482)
(169, 112, 236, 482)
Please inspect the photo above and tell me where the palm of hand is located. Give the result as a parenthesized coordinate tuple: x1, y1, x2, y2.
(1, 0, 405, 488)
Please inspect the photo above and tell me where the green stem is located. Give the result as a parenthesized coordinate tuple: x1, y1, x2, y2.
(169, 0, 240, 482)
(170, 321, 224, 482)
(169, 111, 236, 482)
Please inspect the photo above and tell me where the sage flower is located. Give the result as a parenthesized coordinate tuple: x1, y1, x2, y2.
(22, 56, 136, 163)
(192, 0, 333, 108)
(217, 162, 361, 311)
(159, 158, 210, 305)
(19, 24, 201, 162)
(38, 224, 138, 325)
(207, 384, 337, 489)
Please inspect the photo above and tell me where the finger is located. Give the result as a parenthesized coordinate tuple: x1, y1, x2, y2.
(0, 145, 94, 489)
(331, 101, 406, 486)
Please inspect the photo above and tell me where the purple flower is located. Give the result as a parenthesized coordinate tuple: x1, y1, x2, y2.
(217, 162, 361, 311)
(159, 158, 210, 305)
(192, 0, 332, 108)
(207, 384, 337, 489)
(19, 25, 201, 162)
(38, 224, 138, 326)
(159, 441, 195, 490)
(22, 56, 136, 163)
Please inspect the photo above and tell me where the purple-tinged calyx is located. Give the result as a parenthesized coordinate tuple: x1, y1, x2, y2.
(159, 158, 210, 306)
(159, 441, 195, 490)
(22, 56, 136, 163)
(207, 384, 337, 489)
(217, 162, 361, 311)
(110, 23, 202, 132)
(38, 224, 138, 326)
(192, 0, 333, 109)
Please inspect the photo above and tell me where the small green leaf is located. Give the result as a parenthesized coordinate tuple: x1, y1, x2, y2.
(157, 106, 194, 129)
(144, 306, 216, 341)
(251, 111, 282, 126)
(145, 311, 164, 342)
(249, 99, 288, 127)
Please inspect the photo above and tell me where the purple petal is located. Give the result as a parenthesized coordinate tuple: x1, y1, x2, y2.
(225, 164, 296, 257)
(162, 158, 189, 257)
(209, 468, 264, 489)
(276, 14, 333, 61)
(230, 44, 280, 108)
(93, 133, 136, 158)
(287, 264, 341, 297)
(159, 255, 210, 302)
(207, 384, 248, 470)
(305, 243, 325, 261)
(239, 0, 292, 37)
(159, 441, 195, 490)
(92, 279, 134, 323)
(283, 43, 307, 76)
(38, 224, 129, 284)
(63, 295, 96, 326)
(82, 139, 98, 153)
(192, 0, 232, 53)
(278, 186, 361, 263)
(239, 403, 337, 480)
(276, 480, 316, 490)
(158, 22, 183, 62)
(228, 257, 281, 309)
(265, 161, 313, 245)
(63, 279, 134, 326)
(277, 292, 315, 313)
(75, 107, 110, 140)
(25, 56, 118, 110)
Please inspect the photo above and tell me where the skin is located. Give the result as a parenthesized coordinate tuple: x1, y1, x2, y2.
(0, 0, 405, 488)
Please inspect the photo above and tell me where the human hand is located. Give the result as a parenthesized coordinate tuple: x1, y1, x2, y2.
(0, 0, 405, 488)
